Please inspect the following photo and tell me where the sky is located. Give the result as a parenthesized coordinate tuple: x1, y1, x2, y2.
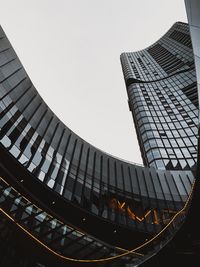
(0, 0, 187, 164)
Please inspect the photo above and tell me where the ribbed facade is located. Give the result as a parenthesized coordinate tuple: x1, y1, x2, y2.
(0, 1, 199, 266)
(121, 22, 198, 170)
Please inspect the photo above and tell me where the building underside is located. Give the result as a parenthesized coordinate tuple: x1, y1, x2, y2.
(0, 0, 199, 266)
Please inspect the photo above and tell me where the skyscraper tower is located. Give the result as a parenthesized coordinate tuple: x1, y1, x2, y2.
(121, 21, 198, 170)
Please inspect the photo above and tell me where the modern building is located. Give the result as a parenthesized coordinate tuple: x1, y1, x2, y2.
(0, 0, 199, 266)
(121, 21, 198, 171)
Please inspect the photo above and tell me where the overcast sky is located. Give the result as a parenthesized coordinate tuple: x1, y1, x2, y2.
(0, 0, 187, 164)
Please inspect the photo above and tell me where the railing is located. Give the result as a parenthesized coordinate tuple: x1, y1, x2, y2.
(0, 176, 143, 265)
(0, 175, 195, 266)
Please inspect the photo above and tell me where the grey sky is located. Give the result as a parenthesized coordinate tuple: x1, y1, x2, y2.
(0, 0, 187, 164)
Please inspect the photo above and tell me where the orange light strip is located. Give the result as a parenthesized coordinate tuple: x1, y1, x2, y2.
(0, 176, 195, 263)
(0, 177, 143, 262)
(117, 200, 125, 209)
(153, 210, 159, 225)
(111, 197, 187, 225)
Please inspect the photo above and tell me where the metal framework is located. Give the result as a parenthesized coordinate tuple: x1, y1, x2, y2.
(0, 1, 199, 266)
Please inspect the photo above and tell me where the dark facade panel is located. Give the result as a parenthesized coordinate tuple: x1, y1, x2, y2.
(121, 22, 198, 170)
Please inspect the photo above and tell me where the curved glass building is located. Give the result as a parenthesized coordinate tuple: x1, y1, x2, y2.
(0, 0, 199, 266)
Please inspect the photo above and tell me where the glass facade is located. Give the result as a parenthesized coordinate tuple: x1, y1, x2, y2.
(121, 22, 198, 171)
(0, 1, 199, 266)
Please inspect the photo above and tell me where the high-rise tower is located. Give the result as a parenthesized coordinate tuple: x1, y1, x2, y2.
(121, 22, 198, 170)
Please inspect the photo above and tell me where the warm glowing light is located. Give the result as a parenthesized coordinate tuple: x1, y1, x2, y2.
(109, 198, 186, 225)
(118, 200, 125, 209)
(153, 210, 159, 225)
(0, 176, 195, 263)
